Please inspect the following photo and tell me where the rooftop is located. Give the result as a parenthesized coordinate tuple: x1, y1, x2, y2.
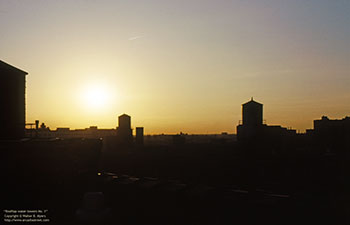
(0, 60, 28, 75)
(242, 97, 262, 106)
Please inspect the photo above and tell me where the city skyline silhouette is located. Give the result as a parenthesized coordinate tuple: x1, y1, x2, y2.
(1, 1, 349, 133)
(1, 1, 350, 225)
(0, 57, 348, 135)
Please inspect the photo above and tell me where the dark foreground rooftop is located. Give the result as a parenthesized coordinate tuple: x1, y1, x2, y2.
(1, 137, 349, 225)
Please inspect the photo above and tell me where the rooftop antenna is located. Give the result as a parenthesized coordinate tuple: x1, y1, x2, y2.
(251, 97, 253, 101)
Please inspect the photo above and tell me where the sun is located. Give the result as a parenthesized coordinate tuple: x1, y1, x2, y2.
(81, 84, 111, 110)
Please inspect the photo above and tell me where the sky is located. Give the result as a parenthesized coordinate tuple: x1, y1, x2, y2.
(1, 0, 349, 134)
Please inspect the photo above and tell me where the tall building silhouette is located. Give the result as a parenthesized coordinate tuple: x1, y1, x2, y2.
(0, 60, 28, 139)
(116, 114, 133, 144)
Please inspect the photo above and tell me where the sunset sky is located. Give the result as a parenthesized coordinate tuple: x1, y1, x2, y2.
(1, 0, 349, 134)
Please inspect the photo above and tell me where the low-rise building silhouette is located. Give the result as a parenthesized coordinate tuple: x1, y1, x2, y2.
(25, 125, 116, 139)
(24, 114, 143, 142)
(312, 116, 350, 150)
(0, 60, 28, 139)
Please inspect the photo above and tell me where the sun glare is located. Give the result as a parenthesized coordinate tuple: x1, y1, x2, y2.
(81, 84, 111, 110)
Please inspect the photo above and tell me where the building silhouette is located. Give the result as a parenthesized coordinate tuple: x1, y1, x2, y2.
(0, 60, 28, 139)
(25, 124, 117, 139)
(135, 127, 144, 146)
(314, 116, 350, 135)
(312, 116, 350, 150)
(237, 98, 264, 140)
(237, 98, 296, 143)
(116, 114, 133, 144)
(173, 133, 186, 146)
(242, 97, 263, 127)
